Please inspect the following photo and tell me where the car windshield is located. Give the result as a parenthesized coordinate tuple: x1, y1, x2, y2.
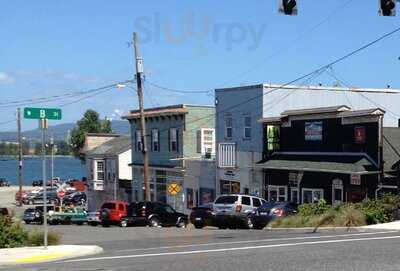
(101, 203, 116, 209)
(215, 196, 238, 204)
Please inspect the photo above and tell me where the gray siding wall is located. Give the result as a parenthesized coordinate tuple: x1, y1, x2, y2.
(215, 86, 264, 152)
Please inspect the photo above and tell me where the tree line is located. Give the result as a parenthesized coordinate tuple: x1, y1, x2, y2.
(0, 140, 72, 156)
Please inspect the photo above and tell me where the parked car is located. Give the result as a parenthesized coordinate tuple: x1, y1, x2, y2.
(62, 192, 87, 206)
(250, 202, 298, 229)
(99, 201, 129, 227)
(120, 202, 188, 228)
(24, 190, 60, 205)
(0, 178, 10, 187)
(189, 204, 216, 229)
(48, 207, 87, 225)
(87, 211, 101, 226)
(23, 205, 55, 224)
(213, 194, 267, 229)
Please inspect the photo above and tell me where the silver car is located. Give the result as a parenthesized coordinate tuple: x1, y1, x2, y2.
(213, 194, 266, 229)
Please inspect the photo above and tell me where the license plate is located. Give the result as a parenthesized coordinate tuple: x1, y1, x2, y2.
(260, 212, 268, 216)
(195, 217, 202, 221)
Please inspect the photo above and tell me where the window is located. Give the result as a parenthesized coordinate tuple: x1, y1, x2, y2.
(252, 198, 262, 207)
(220, 180, 240, 194)
(225, 118, 233, 139)
(119, 204, 125, 211)
(186, 188, 194, 209)
(241, 196, 251, 206)
(151, 129, 160, 152)
(169, 128, 179, 152)
(244, 115, 252, 139)
(290, 188, 299, 204)
(96, 160, 105, 181)
(302, 188, 324, 204)
(218, 143, 236, 168)
(268, 185, 287, 202)
(136, 130, 143, 151)
(197, 128, 215, 155)
(215, 196, 238, 204)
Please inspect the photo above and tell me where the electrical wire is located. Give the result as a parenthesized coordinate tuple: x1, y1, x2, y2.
(146, 81, 212, 94)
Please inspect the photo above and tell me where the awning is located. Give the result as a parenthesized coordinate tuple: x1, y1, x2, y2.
(256, 153, 379, 175)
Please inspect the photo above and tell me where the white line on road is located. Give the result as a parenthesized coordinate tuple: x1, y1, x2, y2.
(63, 233, 400, 263)
(115, 230, 397, 253)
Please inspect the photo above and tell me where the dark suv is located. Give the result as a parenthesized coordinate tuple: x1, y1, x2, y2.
(25, 191, 59, 205)
(121, 202, 188, 228)
(23, 205, 55, 224)
(62, 192, 87, 206)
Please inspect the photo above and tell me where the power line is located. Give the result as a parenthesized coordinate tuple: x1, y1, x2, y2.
(146, 80, 212, 94)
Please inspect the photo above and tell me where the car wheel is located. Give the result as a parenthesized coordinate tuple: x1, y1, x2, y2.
(101, 222, 110, 227)
(120, 220, 128, 228)
(76, 221, 83, 226)
(28, 200, 34, 205)
(65, 217, 72, 225)
(245, 217, 254, 230)
(24, 220, 31, 224)
(194, 223, 204, 229)
(176, 218, 187, 228)
(149, 217, 161, 227)
(218, 224, 228, 229)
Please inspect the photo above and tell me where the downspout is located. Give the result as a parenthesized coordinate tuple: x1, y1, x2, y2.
(376, 115, 384, 199)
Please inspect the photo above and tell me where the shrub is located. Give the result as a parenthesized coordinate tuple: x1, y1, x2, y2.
(27, 230, 61, 246)
(333, 205, 366, 227)
(0, 217, 28, 248)
(298, 199, 329, 217)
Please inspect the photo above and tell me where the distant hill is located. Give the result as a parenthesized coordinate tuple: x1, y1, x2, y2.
(0, 120, 130, 142)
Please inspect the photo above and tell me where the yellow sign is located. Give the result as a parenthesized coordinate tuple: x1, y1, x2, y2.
(167, 182, 181, 196)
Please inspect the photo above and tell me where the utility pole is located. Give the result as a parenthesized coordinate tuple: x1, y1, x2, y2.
(133, 32, 151, 201)
(40, 118, 48, 249)
(17, 108, 23, 206)
(50, 136, 54, 190)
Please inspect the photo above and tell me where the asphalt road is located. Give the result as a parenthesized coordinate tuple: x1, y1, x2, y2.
(6, 225, 400, 271)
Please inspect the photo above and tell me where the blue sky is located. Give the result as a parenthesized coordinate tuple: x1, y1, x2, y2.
(0, 0, 399, 131)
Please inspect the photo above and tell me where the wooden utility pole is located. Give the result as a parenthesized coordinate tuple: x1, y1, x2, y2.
(17, 108, 23, 206)
(133, 32, 151, 201)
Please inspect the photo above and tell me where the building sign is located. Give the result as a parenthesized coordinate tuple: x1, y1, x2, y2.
(267, 125, 280, 151)
(354, 126, 366, 144)
(93, 181, 104, 191)
(350, 174, 361, 185)
(305, 121, 322, 141)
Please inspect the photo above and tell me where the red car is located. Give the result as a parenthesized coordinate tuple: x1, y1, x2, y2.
(99, 201, 129, 227)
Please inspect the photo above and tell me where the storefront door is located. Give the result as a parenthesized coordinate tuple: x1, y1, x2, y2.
(332, 179, 343, 204)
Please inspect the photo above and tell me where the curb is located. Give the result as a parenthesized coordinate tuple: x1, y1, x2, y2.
(0, 245, 103, 266)
(265, 226, 375, 233)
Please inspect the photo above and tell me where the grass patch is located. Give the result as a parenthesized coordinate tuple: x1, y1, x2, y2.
(27, 230, 61, 246)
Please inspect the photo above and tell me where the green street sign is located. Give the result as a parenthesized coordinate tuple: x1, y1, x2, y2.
(24, 107, 62, 120)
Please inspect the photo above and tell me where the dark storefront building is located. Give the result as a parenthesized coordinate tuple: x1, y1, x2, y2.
(257, 105, 400, 204)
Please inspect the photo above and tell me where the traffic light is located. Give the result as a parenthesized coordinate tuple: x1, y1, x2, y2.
(379, 0, 396, 16)
(279, 0, 297, 16)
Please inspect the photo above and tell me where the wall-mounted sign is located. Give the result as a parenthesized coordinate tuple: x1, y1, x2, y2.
(354, 126, 366, 144)
(305, 121, 322, 141)
(267, 125, 280, 151)
(350, 174, 361, 186)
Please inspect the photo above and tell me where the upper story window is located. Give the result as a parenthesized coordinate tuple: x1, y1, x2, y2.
(218, 143, 236, 168)
(151, 129, 160, 152)
(244, 116, 252, 139)
(96, 160, 105, 181)
(197, 128, 215, 155)
(225, 118, 233, 139)
(169, 128, 179, 152)
(136, 130, 143, 151)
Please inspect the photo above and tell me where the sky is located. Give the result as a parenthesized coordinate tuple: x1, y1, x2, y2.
(0, 0, 399, 131)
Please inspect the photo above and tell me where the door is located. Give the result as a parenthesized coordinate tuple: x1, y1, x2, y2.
(332, 179, 344, 204)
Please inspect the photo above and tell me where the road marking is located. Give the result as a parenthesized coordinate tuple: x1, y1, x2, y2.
(115, 230, 397, 253)
(63, 234, 400, 263)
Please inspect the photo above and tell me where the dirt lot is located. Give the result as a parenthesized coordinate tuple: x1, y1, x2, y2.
(0, 186, 33, 218)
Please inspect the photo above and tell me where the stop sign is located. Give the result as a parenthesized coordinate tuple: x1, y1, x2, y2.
(57, 190, 66, 199)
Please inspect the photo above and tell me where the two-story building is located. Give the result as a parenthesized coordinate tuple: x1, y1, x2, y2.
(256, 105, 397, 204)
(123, 104, 215, 213)
(85, 135, 132, 211)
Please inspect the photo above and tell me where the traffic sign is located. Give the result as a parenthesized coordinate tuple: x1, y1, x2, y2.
(167, 183, 181, 196)
(57, 190, 66, 199)
(24, 107, 62, 120)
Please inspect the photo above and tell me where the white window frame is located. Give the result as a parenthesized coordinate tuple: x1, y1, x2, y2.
(151, 129, 160, 152)
(169, 128, 178, 152)
(95, 160, 105, 181)
(200, 128, 215, 155)
(218, 143, 236, 168)
(243, 115, 252, 139)
(267, 185, 287, 202)
(225, 118, 233, 139)
(290, 187, 299, 204)
(332, 179, 344, 205)
(136, 130, 143, 151)
(302, 188, 324, 204)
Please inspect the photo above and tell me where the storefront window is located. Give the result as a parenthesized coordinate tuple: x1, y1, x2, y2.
(200, 188, 215, 205)
(220, 180, 240, 194)
(268, 185, 287, 202)
(302, 188, 324, 203)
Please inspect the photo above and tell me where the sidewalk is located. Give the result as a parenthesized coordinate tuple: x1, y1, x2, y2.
(362, 220, 400, 230)
(0, 245, 103, 266)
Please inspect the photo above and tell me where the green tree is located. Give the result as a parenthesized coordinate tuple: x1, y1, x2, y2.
(55, 140, 72, 155)
(70, 110, 112, 159)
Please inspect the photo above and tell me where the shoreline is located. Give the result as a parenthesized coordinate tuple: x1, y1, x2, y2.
(0, 155, 75, 159)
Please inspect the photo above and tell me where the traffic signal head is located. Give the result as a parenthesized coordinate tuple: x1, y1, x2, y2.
(380, 0, 396, 16)
(279, 0, 298, 16)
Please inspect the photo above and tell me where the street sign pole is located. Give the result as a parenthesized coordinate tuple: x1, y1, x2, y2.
(40, 119, 48, 249)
